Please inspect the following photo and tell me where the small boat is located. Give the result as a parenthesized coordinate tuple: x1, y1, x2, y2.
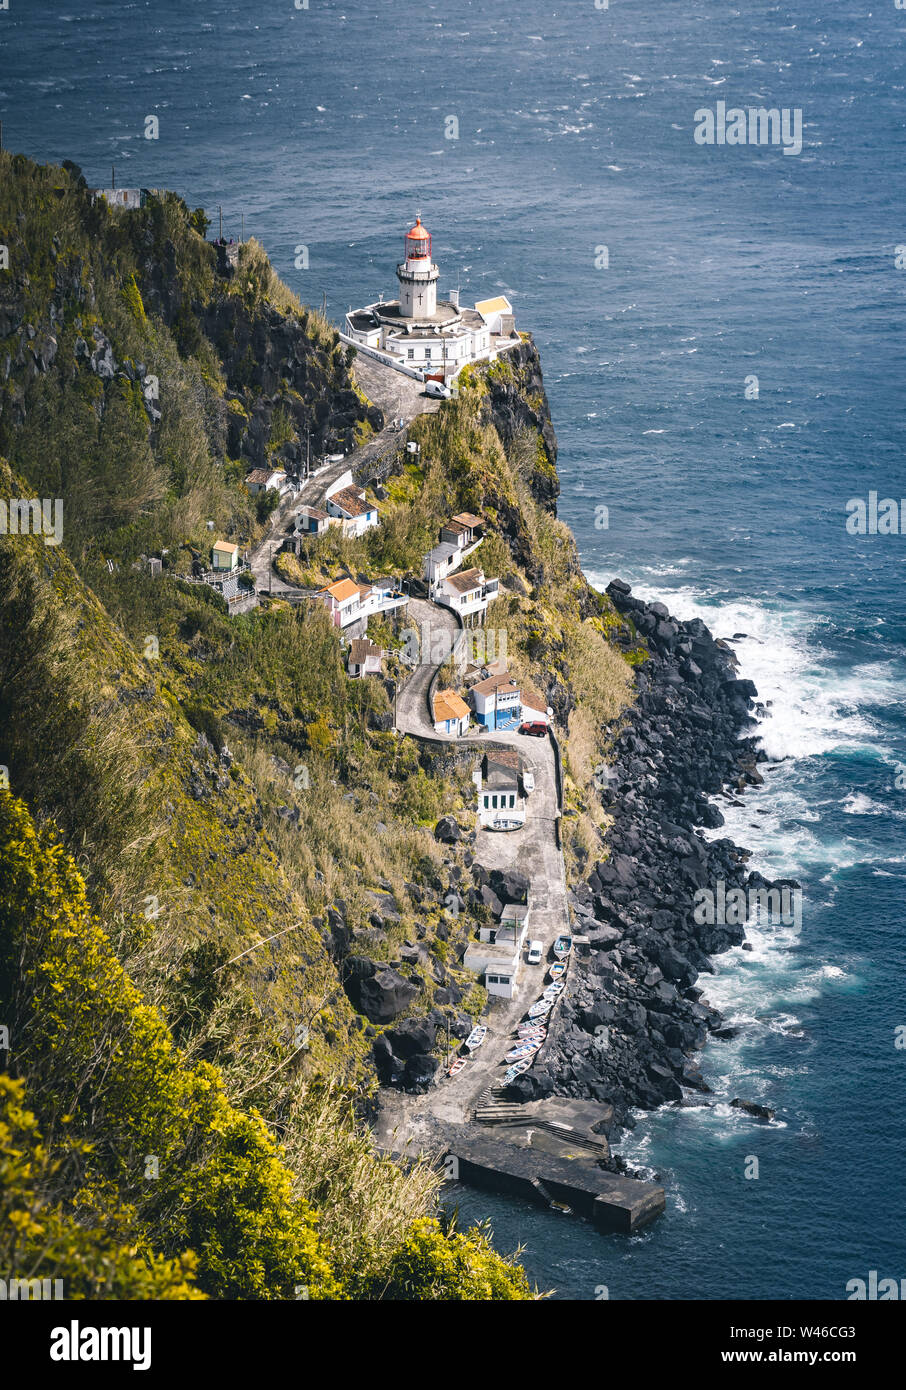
(543, 981, 565, 996)
(549, 1200, 572, 1215)
(464, 1025, 487, 1051)
(504, 1058, 533, 1083)
(517, 1024, 547, 1039)
(553, 935, 573, 960)
(548, 961, 566, 981)
(527, 1000, 552, 1019)
(447, 1057, 467, 1077)
(505, 1041, 541, 1063)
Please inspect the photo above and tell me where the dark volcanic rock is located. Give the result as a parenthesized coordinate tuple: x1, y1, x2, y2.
(435, 814, 461, 844)
(731, 1097, 775, 1122)
(541, 582, 786, 1133)
(342, 957, 418, 1024)
(386, 1017, 437, 1059)
(404, 1052, 439, 1092)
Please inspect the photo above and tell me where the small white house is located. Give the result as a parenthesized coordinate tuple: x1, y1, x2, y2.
(471, 673, 521, 731)
(326, 486, 379, 537)
(433, 688, 471, 737)
(475, 295, 516, 337)
(318, 577, 365, 628)
(423, 541, 462, 587)
(316, 577, 406, 629)
(295, 504, 331, 537)
(498, 903, 531, 938)
(463, 897, 530, 1000)
(434, 567, 499, 624)
(369, 577, 404, 608)
(520, 683, 550, 726)
(347, 638, 384, 678)
(478, 749, 525, 830)
(211, 541, 240, 573)
(440, 512, 484, 549)
(246, 468, 288, 497)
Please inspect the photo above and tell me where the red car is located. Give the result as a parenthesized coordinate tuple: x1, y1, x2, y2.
(519, 721, 547, 738)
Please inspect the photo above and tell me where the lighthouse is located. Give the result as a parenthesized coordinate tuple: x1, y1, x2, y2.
(344, 215, 517, 382)
(397, 216, 439, 318)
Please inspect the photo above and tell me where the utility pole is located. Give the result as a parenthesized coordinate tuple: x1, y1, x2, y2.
(219, 205, 223, 242)
(111, 164, 116, 189)
(241, 211, 245, 243)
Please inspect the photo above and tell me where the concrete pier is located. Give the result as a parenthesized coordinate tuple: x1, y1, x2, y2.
(378, 1096, 666, 1236)
(446, 1131, 665, 1234)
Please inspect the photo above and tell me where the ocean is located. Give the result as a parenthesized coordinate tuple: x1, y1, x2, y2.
(4, 0, 904, 1300)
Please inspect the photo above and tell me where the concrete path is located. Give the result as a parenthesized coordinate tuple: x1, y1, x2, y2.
(379, 597, 571, 1137)
(248, 355, 438, 594)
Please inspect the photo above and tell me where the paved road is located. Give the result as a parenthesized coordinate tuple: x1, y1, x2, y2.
(353, 353, 440, 424)
(248, 356, 439, 594)
(382, 597, 570, 1132)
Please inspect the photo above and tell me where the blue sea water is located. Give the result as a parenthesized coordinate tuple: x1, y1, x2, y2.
(3, 0, 904, 1300)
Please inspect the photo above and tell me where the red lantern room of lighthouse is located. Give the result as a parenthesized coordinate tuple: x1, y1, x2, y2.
(397, 215, 439, 319)
(404, 216, 431, 262)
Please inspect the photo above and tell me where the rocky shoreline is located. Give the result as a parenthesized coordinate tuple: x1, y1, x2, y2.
(510, 579, 791, 1139)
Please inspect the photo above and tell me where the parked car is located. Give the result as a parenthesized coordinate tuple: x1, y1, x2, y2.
(519, 721, 547, 738)
(522, 770, 535, 793)
(425, 380, 452, 399)
(526, 939, 544, 965)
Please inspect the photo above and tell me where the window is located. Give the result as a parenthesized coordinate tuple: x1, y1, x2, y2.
(407, 348, 414, 360)
(491, 795, 498, 809)
(483, 795, 489, 808)
(424, 347, 432, 360)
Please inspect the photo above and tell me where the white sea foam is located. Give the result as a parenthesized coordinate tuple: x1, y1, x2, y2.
(841, 792, 887, 816)
(587, 578, 887, 765)
(590, 572, 898, 1156)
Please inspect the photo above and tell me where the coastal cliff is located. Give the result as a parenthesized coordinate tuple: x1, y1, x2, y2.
(0, 150, 783, 1296)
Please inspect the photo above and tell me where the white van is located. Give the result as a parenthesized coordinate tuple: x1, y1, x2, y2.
(526, 939, 544, 965)
(425, 380, 451, 399)
(522, 770, 535, 794)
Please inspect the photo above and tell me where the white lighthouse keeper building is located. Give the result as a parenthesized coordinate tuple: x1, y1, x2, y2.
(343, 217, 519, 382)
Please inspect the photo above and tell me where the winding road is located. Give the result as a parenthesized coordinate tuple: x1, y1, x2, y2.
(242, 350, 571, 1133)
(382, 596, 571, 1136)
(248, 356, 438, 595)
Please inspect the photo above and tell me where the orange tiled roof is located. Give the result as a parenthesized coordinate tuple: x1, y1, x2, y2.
(330, 487, 373, 518)
(322, 578, 360, 603)
(433, 689, 470, 723)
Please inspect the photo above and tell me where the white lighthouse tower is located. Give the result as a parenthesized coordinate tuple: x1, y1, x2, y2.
(397, 216, 439, 318)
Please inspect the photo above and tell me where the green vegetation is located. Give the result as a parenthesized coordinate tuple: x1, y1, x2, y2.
(0, 149, 641, 1299)
(0, 792, 530, 1299)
